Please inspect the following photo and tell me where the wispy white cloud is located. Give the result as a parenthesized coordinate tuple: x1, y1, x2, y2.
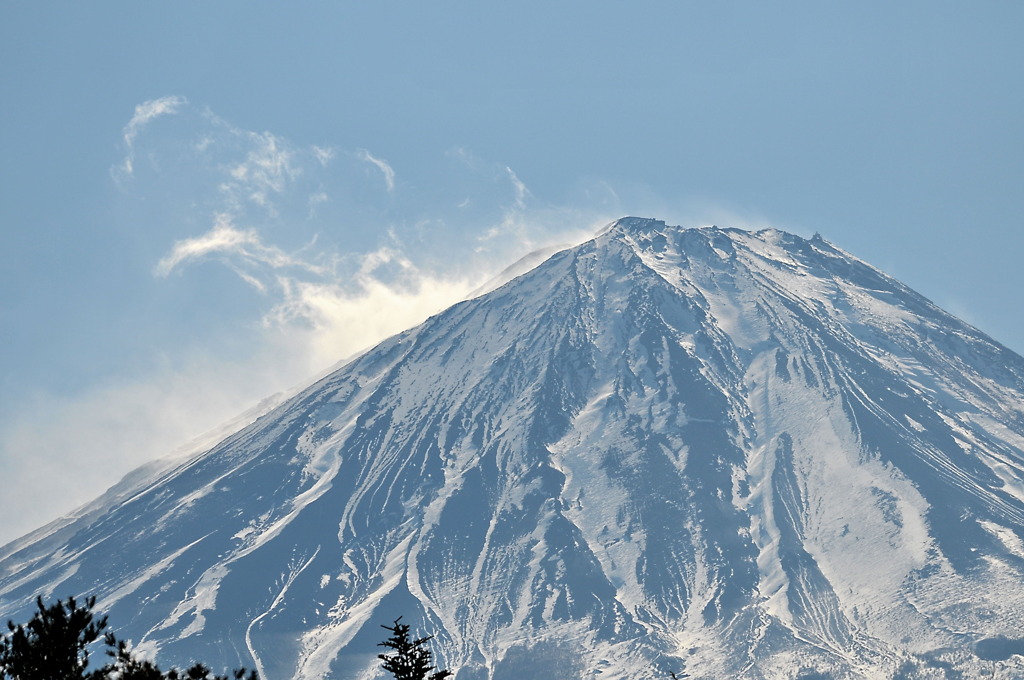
(474, 165, 537, 246)
(157, 216, 476, 370)
(446, 146, 481, 171)
(357, 149, 396, 193)
(307, 191, 329, 218)
(507, 167, 531, 210)
(155, 213, 320, 281)
(312, 145, 335, 166)
(118, 95, 187, 176)
(225, 132, 299, 211)
(124, 96, 187, 148)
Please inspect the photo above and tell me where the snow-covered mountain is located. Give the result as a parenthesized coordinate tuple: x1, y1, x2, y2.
(3, 218, 1024, 679)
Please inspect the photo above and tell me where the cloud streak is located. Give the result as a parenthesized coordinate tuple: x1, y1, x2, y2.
(357, 149, 396, 193)
(155, 213, 317, 280)
(158, 216, 477, 369)
(507, 167, 531, 210)
(118, 95, 187, 176)
(227, 132, 298, 210)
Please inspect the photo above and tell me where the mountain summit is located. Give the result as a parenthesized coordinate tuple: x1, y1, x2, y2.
(3, 219, 1024, 679)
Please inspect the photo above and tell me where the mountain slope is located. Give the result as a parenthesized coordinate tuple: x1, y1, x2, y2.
(2, 218, 1024, 679)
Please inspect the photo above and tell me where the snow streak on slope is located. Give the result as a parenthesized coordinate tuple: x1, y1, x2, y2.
(2, 218, 1024, 679)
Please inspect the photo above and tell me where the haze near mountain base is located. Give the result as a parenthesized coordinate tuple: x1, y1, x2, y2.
(2, 218, 1024, 679)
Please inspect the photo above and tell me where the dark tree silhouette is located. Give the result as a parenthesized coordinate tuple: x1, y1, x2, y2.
(0, 595, 108, 680)
(0, 596, 255, 680)
(377, 618, 452, 680)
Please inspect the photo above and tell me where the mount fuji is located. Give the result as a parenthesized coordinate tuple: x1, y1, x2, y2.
(2, 218, 1024, 679)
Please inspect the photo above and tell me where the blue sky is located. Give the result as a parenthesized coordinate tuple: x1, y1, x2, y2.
(1, 2, 1022, 543)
